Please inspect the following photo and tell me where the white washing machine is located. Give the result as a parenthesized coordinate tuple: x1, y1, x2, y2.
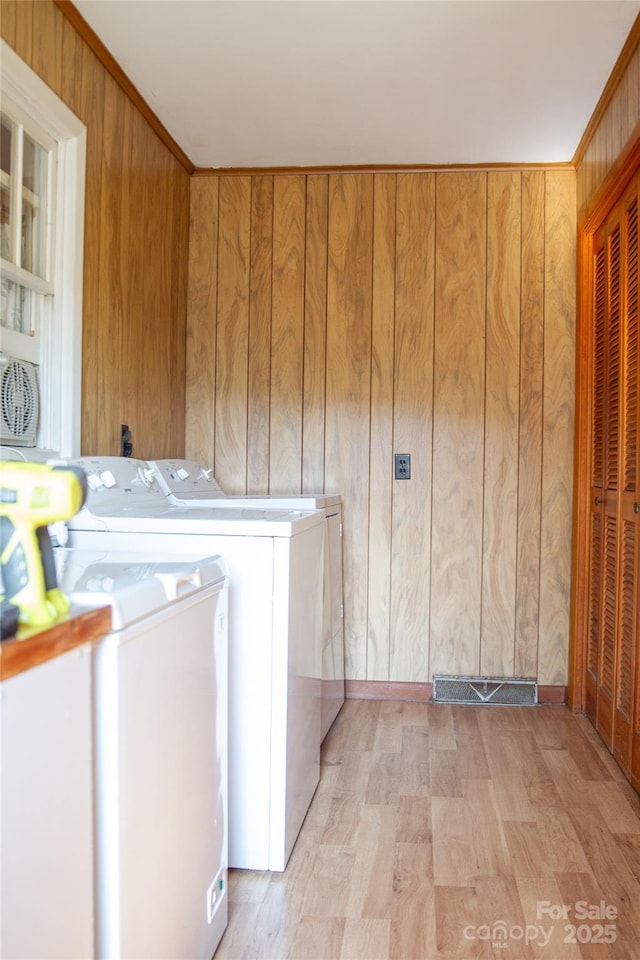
(149, 458, 345, 740)
(56, 547, 228, 960)
(63, 457, 325, 872)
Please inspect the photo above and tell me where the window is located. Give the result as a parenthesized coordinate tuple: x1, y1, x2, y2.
(1, 98, 54, 358)
(0, 40, 86, 457)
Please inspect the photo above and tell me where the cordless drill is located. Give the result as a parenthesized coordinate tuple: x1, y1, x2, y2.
(0, 461, 87, 632)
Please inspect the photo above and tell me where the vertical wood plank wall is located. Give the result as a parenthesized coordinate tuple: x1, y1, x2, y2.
(576, 39, 640, 218)
(5, 0, 593, 688)
(1, 0, 190, 458)
(187, 169, 577, 685)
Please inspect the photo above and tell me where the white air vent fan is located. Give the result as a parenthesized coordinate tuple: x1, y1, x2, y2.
(0, 355, 39, 447)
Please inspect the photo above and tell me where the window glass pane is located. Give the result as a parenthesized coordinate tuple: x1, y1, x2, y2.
(21, 133, 48, 277)
(0, 277, 31, 334)
(1, 114, 13, 262)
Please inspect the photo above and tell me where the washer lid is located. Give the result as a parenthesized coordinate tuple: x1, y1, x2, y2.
(60, 456, 325, 535)
(67, 503, 324, 537)
(148, 458, 341, 509)
(54, 549, 227, 629)
(177, 492, 342, 509)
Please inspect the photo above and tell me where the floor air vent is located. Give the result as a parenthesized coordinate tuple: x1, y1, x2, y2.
(432, 676, 537, 706)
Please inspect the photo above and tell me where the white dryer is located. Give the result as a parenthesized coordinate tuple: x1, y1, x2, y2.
(149, 458, 345, 740)
(63, 457, 325, 872)
(56, 548, 228, 960)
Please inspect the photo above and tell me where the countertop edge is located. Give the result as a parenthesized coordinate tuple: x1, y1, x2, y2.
(1, 606, 112, 681)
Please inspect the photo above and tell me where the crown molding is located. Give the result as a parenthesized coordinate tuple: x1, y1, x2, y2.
(193, 161, 574, 178)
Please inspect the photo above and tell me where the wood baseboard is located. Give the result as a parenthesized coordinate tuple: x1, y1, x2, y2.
(537, 685, 567, 704)
(345, 680, 432, 701)
(345, 680, 567, 705)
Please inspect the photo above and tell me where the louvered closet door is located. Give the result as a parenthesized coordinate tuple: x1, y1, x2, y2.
(586, 173, 640, 786)
(585, 226, 607, 732)
(613, 181, 639, 777)
(588, 215, 621, 750)
(622, 181, 640, 787)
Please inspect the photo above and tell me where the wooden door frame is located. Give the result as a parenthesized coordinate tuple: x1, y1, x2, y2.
(568, 124, 640, 712)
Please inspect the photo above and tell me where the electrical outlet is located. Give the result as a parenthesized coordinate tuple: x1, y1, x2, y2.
(120, 424, 133, 458)
(394, 453, 411, 479)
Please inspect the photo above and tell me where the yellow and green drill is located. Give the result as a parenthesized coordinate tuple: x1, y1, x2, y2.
(0, 461, 87, 634)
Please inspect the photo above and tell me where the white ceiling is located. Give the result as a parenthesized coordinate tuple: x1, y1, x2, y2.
(72, 0, 640, 169)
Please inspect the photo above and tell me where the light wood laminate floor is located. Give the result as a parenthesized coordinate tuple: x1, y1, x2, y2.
(215, 700, 640, 960)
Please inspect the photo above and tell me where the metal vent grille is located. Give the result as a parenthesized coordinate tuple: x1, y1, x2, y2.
(0, 356, 39, 447)
(432, 676, 537, 706)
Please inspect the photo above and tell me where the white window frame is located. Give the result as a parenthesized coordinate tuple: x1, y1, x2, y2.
(1, 95, 56, 360)
(1, 39, 86, 458)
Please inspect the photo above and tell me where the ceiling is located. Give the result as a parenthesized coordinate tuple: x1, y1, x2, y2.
(72, 0, 640, 169)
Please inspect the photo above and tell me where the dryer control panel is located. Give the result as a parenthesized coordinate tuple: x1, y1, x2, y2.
(148, 459, 224, 498)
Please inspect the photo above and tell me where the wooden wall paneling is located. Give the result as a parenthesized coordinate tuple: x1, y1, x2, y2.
(166, 154, 188, 457)
(430, 172, 487, 679)
(246, 175, 273, 493)
(60, 10, 83, 117)
(171, 158, 190, 457)
(326, 174, 374, 679)
(595, 129, 609, 206)
(87, 73, 123, 455)
(302, 174, 329, 494)
(128, 111, 158, 456)
(594, 130, 606, 202)
(576, 151, 588, 220)
(367, 173, 396, 680)
(626, 46, 640, 134)
(185, 166, 576, 686)
(134, 132, 169, 456)
(584, 134, 603, 218)
(78, 41, 105, 453)
(390, 173, 435, 683)
(515, 171, 546, 678)
(623, 53, 638, 143)
(186, 178, 219, 468)
(605, 84, 619, 169)
(538, 171, 577, 686)
(116, 82, 170, 459)
(576, 170, 585, 227)
(155, 148, 186, 458)
(577, 42, 640, 217)
(480, 172, 521, 677)
(215, 177, 251, 492)
(614, 69, 631, 161)
(31, 0, 62, 96)
(269, 175, 306, 493)
(1, 1, 18, 47)
(13, 0, 33, 64)
(117, 97, 136, 439)
(57, 11, 90, 435)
